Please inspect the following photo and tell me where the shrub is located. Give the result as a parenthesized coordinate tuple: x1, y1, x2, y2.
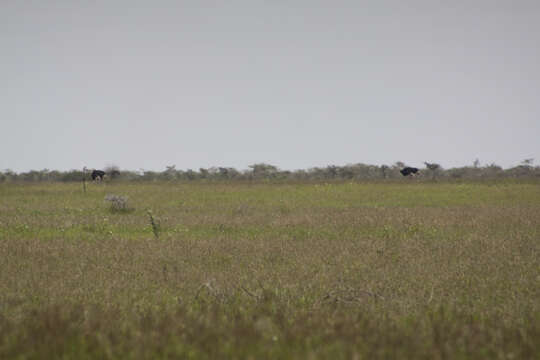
(104, 194, 133, 213)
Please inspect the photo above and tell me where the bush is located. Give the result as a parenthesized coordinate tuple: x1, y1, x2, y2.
(104, 194, 133, 213)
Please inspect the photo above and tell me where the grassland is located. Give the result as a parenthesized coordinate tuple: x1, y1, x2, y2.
(1, 180, 539, 359)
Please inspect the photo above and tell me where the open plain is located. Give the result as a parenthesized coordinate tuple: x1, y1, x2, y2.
(1, 180, 539, 359)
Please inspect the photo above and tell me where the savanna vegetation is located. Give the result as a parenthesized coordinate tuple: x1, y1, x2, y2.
(1, 158, 539, 183)
(1, 180, 539, 359)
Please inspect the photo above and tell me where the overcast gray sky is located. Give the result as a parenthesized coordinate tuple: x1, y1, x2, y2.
(2, 1, 539, 172)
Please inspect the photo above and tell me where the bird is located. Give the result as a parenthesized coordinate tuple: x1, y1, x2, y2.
(400, 167, 419, 176)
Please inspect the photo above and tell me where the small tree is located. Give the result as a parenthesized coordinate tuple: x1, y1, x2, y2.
(521, 158, 534, 167)
(424, 162, 442, 180)
(105, 165, 121, 180)
(199, 168, 209, 179)
(248, 163, 279, 180)
(163, 165, 177, 180)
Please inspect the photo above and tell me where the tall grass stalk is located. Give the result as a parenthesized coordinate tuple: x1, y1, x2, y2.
(147, 209, 160, 238)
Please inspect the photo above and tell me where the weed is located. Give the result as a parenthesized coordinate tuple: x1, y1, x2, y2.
(147, 209, 160, 238)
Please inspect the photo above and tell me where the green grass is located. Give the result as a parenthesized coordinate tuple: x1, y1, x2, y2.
(1, 181, 539, 359)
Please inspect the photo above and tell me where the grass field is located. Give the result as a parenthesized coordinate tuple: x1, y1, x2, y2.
(1, 180, 539, 359)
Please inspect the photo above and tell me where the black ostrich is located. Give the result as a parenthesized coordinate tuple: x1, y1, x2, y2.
(400, 167, 419, 176)
(91, 170, 106, 181)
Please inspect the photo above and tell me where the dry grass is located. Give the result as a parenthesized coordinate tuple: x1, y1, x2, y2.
(0, 181, 539, 359)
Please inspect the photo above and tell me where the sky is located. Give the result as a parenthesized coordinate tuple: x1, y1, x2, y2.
(2, 0, 539, 172)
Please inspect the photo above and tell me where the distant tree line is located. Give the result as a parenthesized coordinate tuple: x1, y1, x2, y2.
(1, 160, 539, 182)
